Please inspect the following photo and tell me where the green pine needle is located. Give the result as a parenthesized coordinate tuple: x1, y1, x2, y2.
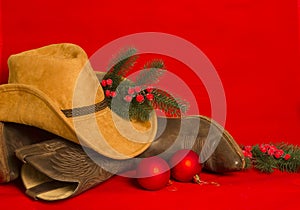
(144, 59, 165, 69)
(102, 47, 190, 122)
(277, 143, 300, 172)
(135, 59, 165, 86)
(241, 143, 300, 173)
(129, 100, 153, 122)
(151, 89, 188, 116)
(254, 155, 277, 173)
(108, 48, 138, 77)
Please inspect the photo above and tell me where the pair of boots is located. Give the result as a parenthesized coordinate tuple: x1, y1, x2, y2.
(0, 116, 245, 201)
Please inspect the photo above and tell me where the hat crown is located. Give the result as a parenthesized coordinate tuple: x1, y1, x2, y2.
(8, 43, 104, 110)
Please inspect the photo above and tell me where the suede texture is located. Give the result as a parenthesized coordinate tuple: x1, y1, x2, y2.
(0, 43, 157, 159)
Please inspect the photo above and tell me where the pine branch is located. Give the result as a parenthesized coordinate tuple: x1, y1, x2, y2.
(253, 155, 277, 173)
(100, 47, 190, 122)
(135, 60, 165, 86)
(129, 101, 153, 122)
(151, 89, 188, 117)
(276, 143, 300, 172)
(250, 145, 275, 173)
(241, 143, 300, 173)
(103, 72, 123, 90)
(108, 48, 138, 77)
(144, 59, 165, 69)
(244, 158, 252, 169)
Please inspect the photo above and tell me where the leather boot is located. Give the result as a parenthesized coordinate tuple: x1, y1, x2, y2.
(15, 139, 132, 201)
(139, 116, 245, 173)
(0, 122, 56, 183)
(1, 115, 244, 201)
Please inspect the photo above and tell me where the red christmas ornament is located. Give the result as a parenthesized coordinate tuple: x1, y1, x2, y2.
(136, 156, 170, 190)
(169, 149, 202, 182)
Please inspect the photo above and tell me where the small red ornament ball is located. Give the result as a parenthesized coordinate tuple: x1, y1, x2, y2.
(136, 156, 170, 190)
(169, 149, 202, 182)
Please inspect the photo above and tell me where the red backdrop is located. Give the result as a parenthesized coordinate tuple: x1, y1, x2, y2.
(1, 0, 299, 146)
(0, 1, 300, 209)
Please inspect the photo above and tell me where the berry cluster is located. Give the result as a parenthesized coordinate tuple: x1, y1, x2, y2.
(99, 47, 188, 122)
(259, 144, 291, 160)
(101, 79, 117, 98)
(242, 144, 291, 160)
(124, 86, 154, 103)
(241, 142, 300, 173)
(101, 77, 155, 104)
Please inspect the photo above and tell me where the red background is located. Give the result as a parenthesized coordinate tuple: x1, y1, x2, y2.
(0, 0, 300, 209)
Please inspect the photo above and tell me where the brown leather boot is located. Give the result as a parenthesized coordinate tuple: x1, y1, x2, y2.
(139, 116, 245, 173)
(1, 115, 244, 184)
(15, 139, 132, 201)
(1, 115, 244, 201)
(14, 113, 245, 201)
(0, 122, 56, 183)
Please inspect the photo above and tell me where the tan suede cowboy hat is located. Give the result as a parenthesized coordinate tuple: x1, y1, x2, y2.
(0, 43, 157, 159)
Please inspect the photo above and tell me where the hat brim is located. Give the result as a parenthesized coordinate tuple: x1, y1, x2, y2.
(0, 83, 157, 159)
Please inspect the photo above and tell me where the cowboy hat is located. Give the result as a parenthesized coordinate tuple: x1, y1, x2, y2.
(0, 43, 157, 159)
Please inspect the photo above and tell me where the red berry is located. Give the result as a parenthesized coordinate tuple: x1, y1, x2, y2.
(267, 147, 275, 156)
(244, 146, 252, 152)
(146, 93, 154, 101)
(134, 86, 141, 93)
(146, 86, 153, 93)
(136, 94, 144, 103)
(110, 91, 117, 97)
(259, 145, 267, 153)
(106, 79, 113, 86)
(105, 90, 111, 97)
(124, 95, 132, 102)
(101, 80, 107, 87)
(128, 87, 135, 95)
(136, 157, 170, 191)
(169, 149, 202, 182)
(284, 154, 291, 160)
(243, 150, 253, 158)
(274, 149, 284, 159)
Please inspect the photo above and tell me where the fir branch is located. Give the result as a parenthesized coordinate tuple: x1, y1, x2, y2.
(253, 155, 277, 173)
(108, 48, 138, 77)
(103, 72, 124, 91)
(277, 143, 300, 172)
(135, 60, 165, 86)
(244, 158, 252, 169)
(129, 100, 153, 122)
(151, 89, 188, 117)
(250, 145, 276, 173)
(144, 59, 165, 69)
(101, 47, 190, 122)
(241, 143, 300, 173)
